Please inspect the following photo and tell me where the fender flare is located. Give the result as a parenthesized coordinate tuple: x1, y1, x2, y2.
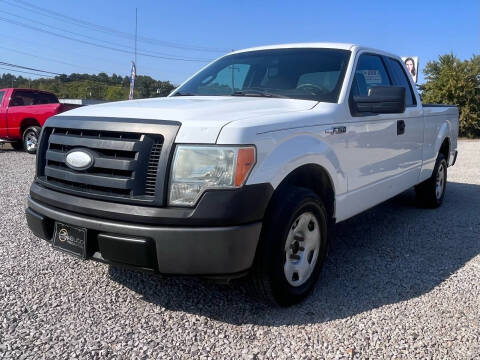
(433, 121, 452, 160)
(247, 134, 346, 195)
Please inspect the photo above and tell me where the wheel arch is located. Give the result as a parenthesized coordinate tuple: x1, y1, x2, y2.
(439, 137, 450, 163)
(434, 121, 452, 164)
(267, 163, 336, 221)
(20, 118, 41, 135)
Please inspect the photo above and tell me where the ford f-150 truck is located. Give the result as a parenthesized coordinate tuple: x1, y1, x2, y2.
(26, 43, 458, 305)
(0, 88, 77, 153)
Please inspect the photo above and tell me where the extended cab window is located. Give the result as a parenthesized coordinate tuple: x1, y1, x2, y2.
(10, 91, 59, 107)
(350, 54, 391, 97)
(175, 48, 351, 102)
(385, 58, 417, 106)
(0, 91, 5, 105)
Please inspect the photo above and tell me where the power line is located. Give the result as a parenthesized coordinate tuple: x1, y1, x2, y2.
(5, 0, 228, 53)
(0, 60, 160, 89)
(0, 61, 62, 75)
(0, 17, 213, 63)
(0, 69, 128, 90)
(0, 33, 160, 74)
(0, 10, 214, 62)
(0, 66, 56, 78)
(0, 44, 108, 74)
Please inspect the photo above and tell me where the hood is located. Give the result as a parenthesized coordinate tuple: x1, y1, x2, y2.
(59, 96, 317, 143)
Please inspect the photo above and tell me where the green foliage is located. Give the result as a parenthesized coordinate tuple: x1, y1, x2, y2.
(0, 73, 175, 102)
(420, 54, 480, 138)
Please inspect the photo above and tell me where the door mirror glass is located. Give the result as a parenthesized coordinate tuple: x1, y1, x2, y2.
(352, 86, 406, 114)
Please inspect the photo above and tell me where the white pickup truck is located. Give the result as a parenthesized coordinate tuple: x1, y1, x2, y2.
(26, 43, 458, 305)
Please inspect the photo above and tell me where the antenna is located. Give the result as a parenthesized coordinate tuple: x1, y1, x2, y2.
(231, 49, 235, 92)
(134, 8, 138, 66)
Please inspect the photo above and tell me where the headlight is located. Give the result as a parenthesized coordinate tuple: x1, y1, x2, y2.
(169, 145, 256, 206)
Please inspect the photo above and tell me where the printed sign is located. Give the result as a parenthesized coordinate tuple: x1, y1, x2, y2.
(360, 70, 382, 85)
(401, 56, 419, 83)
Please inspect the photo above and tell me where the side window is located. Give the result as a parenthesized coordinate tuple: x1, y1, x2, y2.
(351, 54, 391, 97)
(197, 64, 251, 95)
(0, 91, 5, 106)
(10, 91, 33, 106)
(32, 92, 58, 104)
(10, 91, 58, 106)
(385, 58, 416, 106)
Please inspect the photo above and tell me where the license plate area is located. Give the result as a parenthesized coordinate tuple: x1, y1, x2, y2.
(52, 222, 87, 259)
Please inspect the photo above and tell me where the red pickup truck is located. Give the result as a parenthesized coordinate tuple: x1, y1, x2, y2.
(0, 88, 78, 153)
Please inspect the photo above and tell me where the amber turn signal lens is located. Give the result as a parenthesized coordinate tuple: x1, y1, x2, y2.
(234, 147, 256, 186)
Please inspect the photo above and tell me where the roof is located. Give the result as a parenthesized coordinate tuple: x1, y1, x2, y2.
(228, 42, 401, 62)
(231, 42, 357, 55)
(0, 88, 56, 94)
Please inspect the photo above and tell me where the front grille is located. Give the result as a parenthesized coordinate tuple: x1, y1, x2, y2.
(38, 127, 164, 202)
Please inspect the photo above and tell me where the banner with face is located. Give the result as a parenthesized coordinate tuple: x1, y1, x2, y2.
(401, 56, 419, 83)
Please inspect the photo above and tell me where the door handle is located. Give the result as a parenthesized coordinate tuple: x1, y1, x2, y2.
(397, 120, 405, 135)
(325, 126, 346, 135)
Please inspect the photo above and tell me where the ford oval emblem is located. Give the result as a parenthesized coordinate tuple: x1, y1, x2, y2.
(65, 149, 94, 170)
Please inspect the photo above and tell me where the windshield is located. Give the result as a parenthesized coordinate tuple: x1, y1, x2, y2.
(174, 48, 351, 102)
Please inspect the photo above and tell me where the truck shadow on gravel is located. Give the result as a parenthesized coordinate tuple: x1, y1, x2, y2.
(108, 181, 480, 326)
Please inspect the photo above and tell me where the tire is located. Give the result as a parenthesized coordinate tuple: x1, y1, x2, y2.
(415, 153, 448, 208)
(249, 187, 329, 306)
(10, 141, 24, 150)
(22, 126, 41, 154)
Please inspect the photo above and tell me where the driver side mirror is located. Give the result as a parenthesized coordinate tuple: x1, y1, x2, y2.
(353, 86, 406, 114)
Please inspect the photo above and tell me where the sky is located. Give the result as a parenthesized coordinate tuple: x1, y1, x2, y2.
(0, 0, 478, 85)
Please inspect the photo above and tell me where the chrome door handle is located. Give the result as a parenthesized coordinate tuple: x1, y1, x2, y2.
(325, 126, 346, 135)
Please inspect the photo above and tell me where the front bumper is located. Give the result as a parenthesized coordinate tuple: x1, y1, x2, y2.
(26, 196, 262, 277)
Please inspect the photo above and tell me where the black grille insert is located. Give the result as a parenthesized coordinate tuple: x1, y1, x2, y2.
(145, 142, 163, 196)
(38, 127, 164, 202)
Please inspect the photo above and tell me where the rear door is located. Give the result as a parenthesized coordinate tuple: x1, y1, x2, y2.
(383, 56, 423, 181)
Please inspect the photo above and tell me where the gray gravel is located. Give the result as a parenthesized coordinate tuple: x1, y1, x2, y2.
(1, 140, 479, 359)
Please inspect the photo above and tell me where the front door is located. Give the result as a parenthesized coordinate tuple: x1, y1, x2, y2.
(0, 90, 7, 138)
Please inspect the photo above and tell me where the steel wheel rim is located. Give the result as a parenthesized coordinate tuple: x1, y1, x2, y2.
(435, 162, 445, 199)
(284, 211, 321, 287)
(25, 132, 38, 151)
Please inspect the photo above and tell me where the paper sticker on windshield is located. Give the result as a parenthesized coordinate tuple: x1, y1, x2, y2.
(361, 70, 382, 84)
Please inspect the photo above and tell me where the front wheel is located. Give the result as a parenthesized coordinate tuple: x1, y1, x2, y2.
(23, 126, 41, 154)
(250, 187, 329, 306)
(415, 153, 448, 208)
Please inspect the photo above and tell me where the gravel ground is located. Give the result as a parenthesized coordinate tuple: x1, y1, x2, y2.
(0, 140, 479, 359)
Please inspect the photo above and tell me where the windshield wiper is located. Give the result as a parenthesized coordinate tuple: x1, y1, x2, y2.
(230, 90, 286, 98)
(173, 91, 196, 96)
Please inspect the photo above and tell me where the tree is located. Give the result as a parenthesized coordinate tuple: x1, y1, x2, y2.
(0, 72, 175, 102)
(105, 86, 128, 101)
(420, 54, 480, 138)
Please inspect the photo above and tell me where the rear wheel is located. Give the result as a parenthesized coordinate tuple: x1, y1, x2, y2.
(23, 126, 41, 154)
(415, 153, 448, 208)
(250, 187, 329, 306)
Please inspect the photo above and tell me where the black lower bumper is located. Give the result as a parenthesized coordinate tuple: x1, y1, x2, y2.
(26, 197, 262, 277)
